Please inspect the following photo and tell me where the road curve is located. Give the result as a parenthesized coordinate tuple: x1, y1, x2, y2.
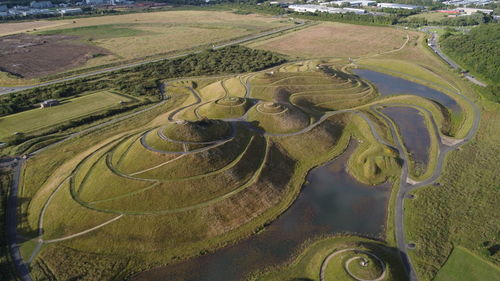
(5, 158, 32, 281)
(427, 32, 486, 87)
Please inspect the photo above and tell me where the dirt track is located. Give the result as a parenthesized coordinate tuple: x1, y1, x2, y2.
(0, 34, 109, 78)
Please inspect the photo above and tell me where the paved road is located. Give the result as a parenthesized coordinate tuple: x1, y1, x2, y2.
(375, 82, 480, 281)
(0, 22, 306, 96)
(4, 60, 481, 281)
(3, 83, 171, 281)
(5, 158, 32, 281)
(427, 32, 486, 87)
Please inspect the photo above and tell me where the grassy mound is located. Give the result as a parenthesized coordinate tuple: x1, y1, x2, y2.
(252, 236, 406, 281)
(198, 96, 250, 119)
(345, 253, 385, 280)
(247, 102, 310, 134)
(20, 58, 458, 281)
(249, 64, 378, 112)
(161, 119, 232, 143)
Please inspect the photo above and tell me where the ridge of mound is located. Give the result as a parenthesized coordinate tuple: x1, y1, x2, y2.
(247, 102, 310, 134)
(199, 96, 250, 119)
(161, 119, 232, 143)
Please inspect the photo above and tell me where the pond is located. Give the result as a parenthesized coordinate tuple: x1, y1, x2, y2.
(132, 143, 391, 281)
(382, 106, 431, 175)
(133, 69, 445, 281)
(354, 69, 460, 113)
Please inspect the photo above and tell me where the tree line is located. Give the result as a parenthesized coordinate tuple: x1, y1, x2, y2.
(401, 12, 495, 27)
(441, 24, 500, 102)
(0, 46, 286, 116)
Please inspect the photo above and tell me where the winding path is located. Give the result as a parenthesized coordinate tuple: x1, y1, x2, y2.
(319, 248, 386, 281)
(5, 58, 481, 281)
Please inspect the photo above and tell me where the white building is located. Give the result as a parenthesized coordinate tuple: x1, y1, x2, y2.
(324, 0, 376, 7)
(59, 8, 83, 15)
(289, 4, 365, 14)
(377, 3, 422, 10)
(30, 1, 53, 8)
(458, 7, 493, 15)
(40, 99, 59, 108)
(85, 0, 108, 5)
(443, 0, 492, 6)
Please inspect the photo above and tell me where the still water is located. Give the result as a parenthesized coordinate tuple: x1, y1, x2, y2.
(133, 144, 391, 281)
(133, 70, 449, 281)
(354, 69, 460, 113)
(382, 106, 431, 171)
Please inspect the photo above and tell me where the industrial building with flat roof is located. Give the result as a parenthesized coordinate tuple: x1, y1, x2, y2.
(321, 0, 376, 7)
(289, 4, 366, 14)
(377, 3, 423, 9)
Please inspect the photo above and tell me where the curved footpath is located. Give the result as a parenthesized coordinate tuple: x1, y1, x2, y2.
(5, 60, 480, 281)
(4, 83, 170, 281)
(319, 248, 386, 281)
(379, 83, 480, 281)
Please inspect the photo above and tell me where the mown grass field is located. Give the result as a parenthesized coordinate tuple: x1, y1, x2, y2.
(0, 91, 134, 141)
(248, 22, 409, 59)
(433, 247, 500, 281)
(406, 12, 448, 22)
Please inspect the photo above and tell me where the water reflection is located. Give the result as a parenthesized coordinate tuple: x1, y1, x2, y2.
(133, 144, 391, 281)
(354, 69, 460, 113)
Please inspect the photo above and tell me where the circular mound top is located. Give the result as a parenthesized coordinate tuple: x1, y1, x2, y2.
(162, 119, 232, 143)
(199, 97, 249, 119)
(345, 253, 385, 281)
(248, 102, 309, 134)
(215, 96, 246, 107)
(256, 102, 288, 115)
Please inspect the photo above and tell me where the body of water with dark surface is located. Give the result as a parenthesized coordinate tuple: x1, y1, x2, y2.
(133, 70, 447, 281)
(132, 144, 391, 281)
(354, 69, 460, 113)
(382, 107, 431, 169)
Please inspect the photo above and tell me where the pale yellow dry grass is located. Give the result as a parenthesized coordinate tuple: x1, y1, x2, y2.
(1, 11, 290, 77)
(40, 10, 289, 64)
(0, 20, 69, 36)
(43, 10, 286, 30)
(97, 26, 248, 61)
(249, 22, 408, 59)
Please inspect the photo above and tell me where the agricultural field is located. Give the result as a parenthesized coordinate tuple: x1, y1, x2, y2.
(0, 34, 109, 79)
(248, 22, 410, 59)
(0, 10, 292, 84)
(0, 90, 135, 141)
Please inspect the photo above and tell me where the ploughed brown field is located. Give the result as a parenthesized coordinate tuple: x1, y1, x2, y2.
(0, 34, 108, 78)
